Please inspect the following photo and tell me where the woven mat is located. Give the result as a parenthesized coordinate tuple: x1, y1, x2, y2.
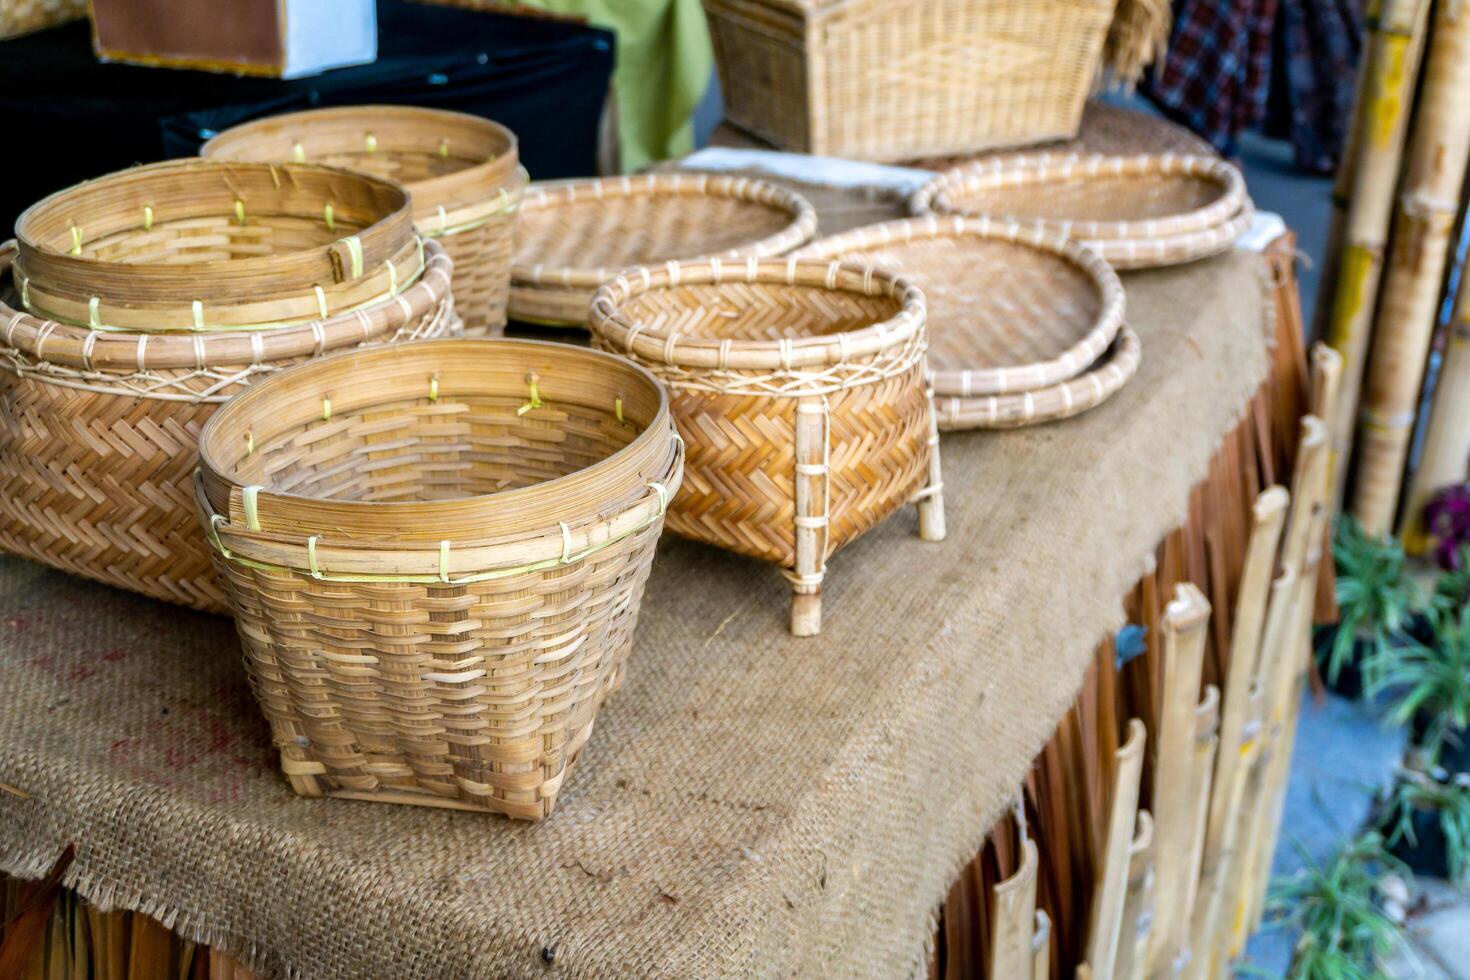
(0, 252, 1270, 979)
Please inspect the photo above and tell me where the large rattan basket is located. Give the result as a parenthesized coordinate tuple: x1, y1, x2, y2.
(589, 258, 945, 636)
(703, 0, 1119, 161)
(510, 173, 817, 326)
(195, 339, 684, 820)
(202, 105, 524, 336)
(909, 153, 1255, 268)
(0, 161, 458, 613)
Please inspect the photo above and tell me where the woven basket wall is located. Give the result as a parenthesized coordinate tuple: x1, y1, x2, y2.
(0, 0, 84, 38)
(203, 106, 524, 336)
(196, 339, 684, 819)
(703, 0, 1118, 161)
(0, 161, 457, 613)
(589, 258, 944, 635)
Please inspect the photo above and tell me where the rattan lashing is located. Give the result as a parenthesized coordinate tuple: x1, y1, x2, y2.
(196, 339, 684, 820)
(510, 173, 818, 326)
(203, 106, 525, 336)
(0, 160, 457, 612)
(909, 153, 1255, 269)
(589, 257, 945, 636)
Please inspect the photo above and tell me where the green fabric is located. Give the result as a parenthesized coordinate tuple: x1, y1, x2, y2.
(516, 0, 712, 171)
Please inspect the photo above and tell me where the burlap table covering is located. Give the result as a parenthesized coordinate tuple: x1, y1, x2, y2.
(0, 251, 1270, 979)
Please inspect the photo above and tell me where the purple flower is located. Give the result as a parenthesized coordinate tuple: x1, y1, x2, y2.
(1424, 484, 1470, 571)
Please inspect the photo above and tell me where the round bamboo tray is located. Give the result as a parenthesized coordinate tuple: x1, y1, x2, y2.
(908, 154, 1254, 269)
(510, 173, 818, 326)
(195, 338, 684, 820)
(202, 106, 525, 337)
(15, 160, 422, 331)
(795, 216, 1125, 397)
(589, 257, 945, 636)
(0, 237, 458, 613)
(934, 326, 1142, 430)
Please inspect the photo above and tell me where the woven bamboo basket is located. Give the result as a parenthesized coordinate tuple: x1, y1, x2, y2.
(703, 0, 1119, 161)
(0, 160, 458, 613)
(588, 258, 945, 636)
(195, 338, 683, 820)
(202, 106, 524, 337)
(510, 173, 818, 326)
(909, 154, 1255, 269)
(796, 215, 1126, 398)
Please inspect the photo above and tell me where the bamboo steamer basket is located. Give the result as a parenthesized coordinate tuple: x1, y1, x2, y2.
(589, 257, 945, 636)
(0, 160, 458, 613)
(702, 0, 1119, 161)
(909, 154, 1254, 269)
(796, 215, 1126, 400)
(202, 105, 525, 337)
(195, 338, 683, 820)
(510, 173, 818, 326)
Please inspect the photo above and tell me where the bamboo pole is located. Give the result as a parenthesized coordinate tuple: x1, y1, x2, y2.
(1402, 262, 1470, 548)
(1031, 910, 1052, 980)
(1084, 718, 1148, 980)
(1114, 811, 1156, 980)
(1351, 0, 1470, 533)
(1178, 684, 1221, 966)
(989, 837, 1040, 980)
(1145, 583, 1212, 977)
(1321, 0, 1432, 509)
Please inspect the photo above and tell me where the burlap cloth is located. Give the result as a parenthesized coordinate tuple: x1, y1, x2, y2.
(0, 252, 1270, 979)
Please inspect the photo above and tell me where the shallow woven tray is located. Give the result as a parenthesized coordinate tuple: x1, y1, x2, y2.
(196, 338, 683, 819)
(935, 325, 1141, 430)
(796, 216, 1125, 397)
(510, 173, 818, 326)
(588, 257, 944, 636)
(203, 106, 525, 336)
(909, 153, 1253, 269)
(14, 160, 420, 331)
(0, 238, 457, 613)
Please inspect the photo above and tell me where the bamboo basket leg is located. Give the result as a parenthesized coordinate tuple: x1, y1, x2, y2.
(1351, 0, 1470, 534)
(1115, 811, 1156, 980)
(1402, 257, 1470, 549)
(915, 385, 947, 542)
(1321, 0, 1431, 509)
(791, 396, 829, 636)
(1084, 718, 1147, 980)
(1145, 584, 1212, 977)
(989, 837, 1040, 980)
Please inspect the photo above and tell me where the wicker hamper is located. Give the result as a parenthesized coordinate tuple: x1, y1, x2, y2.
(589, 258, 945, 636)
(204, 106, 525, 336)
(0, 160, 458, 613)
(196, 339, 684, 820)
(703, 0, 1119, 161)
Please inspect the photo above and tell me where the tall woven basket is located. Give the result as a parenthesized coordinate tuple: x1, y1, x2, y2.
(703, 0, 1119, 161)
(589, 258, 945, 636)
(0, 160, 458, 613)
(204, 105, 524, 336)
(196, 339, 684, 820)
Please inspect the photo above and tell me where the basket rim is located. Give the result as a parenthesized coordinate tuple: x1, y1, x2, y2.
(1082, 200, 1255, 269)
(511, 173, 819, 289)
(0, 238, 451, 375)
(936, 324, 1142, 430)
(15, 159, 415, 304)
(795, 214, 1125, 397)
(200, 105, 523, 220)
(588, 257, 924, 372)
(197, 337, 680, 555)
(908, 153, 1247, 242)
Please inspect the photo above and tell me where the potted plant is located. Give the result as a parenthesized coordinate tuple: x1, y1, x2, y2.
(1316, 518, 1422, 698)
(1266, 832, 1408, 979)
(1369, 603, 1470, 775)
(1424, 483, 1470, 572)
(1374, 772, 1470, 882)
